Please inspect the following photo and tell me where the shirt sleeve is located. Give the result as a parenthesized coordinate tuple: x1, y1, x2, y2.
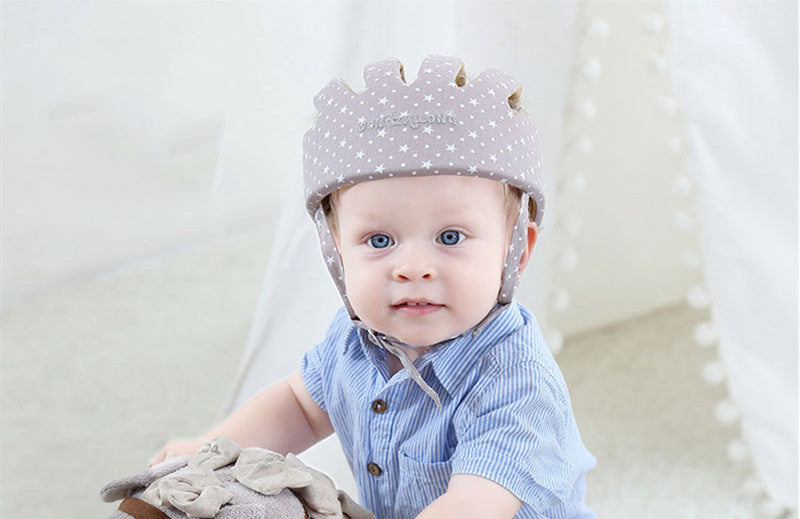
(301, 339, 328, 412)
(451, 360, 590, 512)
(300, 306, 351, 413)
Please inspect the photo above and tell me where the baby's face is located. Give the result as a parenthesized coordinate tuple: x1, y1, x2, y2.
(334, 175, 510, 347)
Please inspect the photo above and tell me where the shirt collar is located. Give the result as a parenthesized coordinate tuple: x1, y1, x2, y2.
(346, 301, 525, 398)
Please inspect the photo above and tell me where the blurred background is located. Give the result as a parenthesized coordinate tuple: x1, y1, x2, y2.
(1, 1, 797, 517)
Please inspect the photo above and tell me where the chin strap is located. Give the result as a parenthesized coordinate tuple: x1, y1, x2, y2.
(351, 302, 508, 410)
(358, 325, 442, 410)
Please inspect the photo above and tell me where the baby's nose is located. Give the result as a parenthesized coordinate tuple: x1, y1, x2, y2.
(392, 246, 437, 282)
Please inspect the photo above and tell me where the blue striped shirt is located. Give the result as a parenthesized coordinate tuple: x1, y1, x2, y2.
(301, 300, 596, 518)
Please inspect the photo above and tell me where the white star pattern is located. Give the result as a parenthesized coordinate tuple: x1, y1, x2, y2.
(356, 150, 365, 159)
(446, 144, 456, 152)
(422, 126, 433, 134)
(378, 97, 388, 105)
(399, 144, 409, 152)
(421, 160, 432, 169)
(424, 94, 434, 102)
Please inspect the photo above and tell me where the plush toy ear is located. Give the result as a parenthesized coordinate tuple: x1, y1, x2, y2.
(100, 456, 191, 503)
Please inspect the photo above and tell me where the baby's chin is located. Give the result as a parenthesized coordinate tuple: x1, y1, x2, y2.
(380, 327, 468, 348)
(357, 313, 489, 347)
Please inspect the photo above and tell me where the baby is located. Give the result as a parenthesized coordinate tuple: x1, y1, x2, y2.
(152, 55, 596, 518)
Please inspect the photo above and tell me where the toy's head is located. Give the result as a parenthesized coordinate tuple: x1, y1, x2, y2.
(303, 55, 545, 323)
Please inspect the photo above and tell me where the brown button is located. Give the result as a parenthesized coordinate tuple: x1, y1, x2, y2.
(371, 399, 388, 414)
(367, 462, 382, 476)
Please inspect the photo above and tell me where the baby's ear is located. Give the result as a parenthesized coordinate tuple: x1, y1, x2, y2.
(517, 222, 538, 274)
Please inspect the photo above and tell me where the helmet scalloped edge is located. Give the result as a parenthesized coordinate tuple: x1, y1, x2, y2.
(303, 55, 546, 228)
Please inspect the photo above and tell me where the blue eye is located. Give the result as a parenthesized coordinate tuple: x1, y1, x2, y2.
(368, 234, 393, 249)
(438, 230, 465, 245)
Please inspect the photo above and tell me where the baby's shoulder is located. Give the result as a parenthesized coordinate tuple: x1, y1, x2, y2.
(461, 304, 570, 397)
(483, 303, 553, 368)
(454, 306, 573, 414)
(313, 307, 359, 356)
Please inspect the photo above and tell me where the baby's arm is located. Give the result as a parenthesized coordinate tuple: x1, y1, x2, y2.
(415, 474, 522, 519)
(149, 371, 332, 466)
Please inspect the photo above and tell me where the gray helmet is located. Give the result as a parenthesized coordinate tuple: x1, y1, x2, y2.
(303, 55, 546, 319)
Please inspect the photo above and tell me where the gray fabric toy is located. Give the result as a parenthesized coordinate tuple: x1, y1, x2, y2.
(101, 438, 374, 519)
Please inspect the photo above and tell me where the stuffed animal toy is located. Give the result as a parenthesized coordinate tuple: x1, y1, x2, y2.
(101, 438, 374, 519)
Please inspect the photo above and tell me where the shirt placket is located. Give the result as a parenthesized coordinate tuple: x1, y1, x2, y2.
(364, 377, 408, 517)
(359, 338, 404, 516)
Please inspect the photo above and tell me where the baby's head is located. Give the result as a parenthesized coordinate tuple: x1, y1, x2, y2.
(303, 56, 545, 346)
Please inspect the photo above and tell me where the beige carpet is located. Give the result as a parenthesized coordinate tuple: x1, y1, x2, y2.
(557, 304, 769, 517)
(1, 227, 786, 518)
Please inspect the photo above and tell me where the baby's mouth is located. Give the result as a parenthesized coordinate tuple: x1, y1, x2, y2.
(392, 301, 444, 315)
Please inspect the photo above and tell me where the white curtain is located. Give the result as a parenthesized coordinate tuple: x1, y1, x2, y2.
(668, 0, 798, 507)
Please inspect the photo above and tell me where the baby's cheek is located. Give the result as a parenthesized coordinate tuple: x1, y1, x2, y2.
(460, 263, 502, 298)
(476, 251, 506, 283)
(345, 274, 380, 312)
